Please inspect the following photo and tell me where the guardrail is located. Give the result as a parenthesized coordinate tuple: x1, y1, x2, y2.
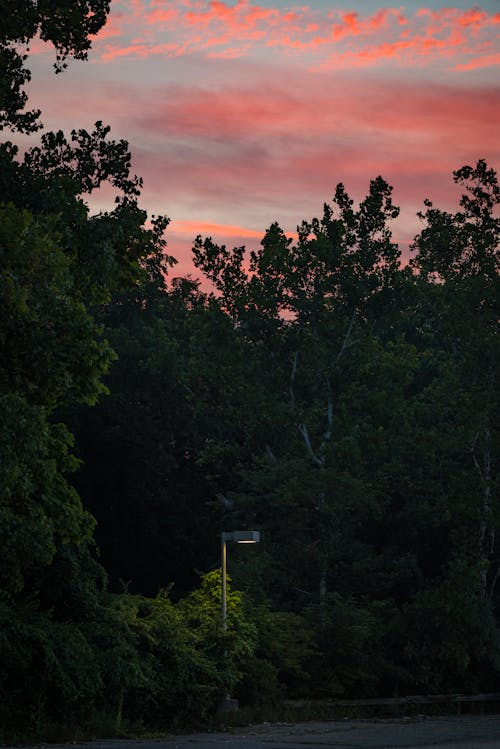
(286, 693, 500, 716)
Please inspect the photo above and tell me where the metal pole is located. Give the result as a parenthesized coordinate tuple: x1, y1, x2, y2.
(221, 534, 227, 633)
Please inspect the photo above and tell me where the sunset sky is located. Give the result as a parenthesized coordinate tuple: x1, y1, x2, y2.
(23, 0, 500, 276)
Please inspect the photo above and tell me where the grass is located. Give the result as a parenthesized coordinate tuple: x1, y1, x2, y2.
(2, 698, 499, 745)
(214, 697, 500, 729)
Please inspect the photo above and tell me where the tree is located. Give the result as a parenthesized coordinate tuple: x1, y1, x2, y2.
(192, 178, 405, 614)
(413, 159, 499, 283)
(0, 202, 113, 735)
(0, 0, 110, 132)
(68, 272, 221, 597)
(188, 165, 500, 696)
(0, 204, 108, 596)
(0, 123, 171, 302)
(0, 49, 176, 733)
(411, 161, 500, 602)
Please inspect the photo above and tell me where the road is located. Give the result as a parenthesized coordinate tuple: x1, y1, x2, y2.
(17, 715, 500, 749)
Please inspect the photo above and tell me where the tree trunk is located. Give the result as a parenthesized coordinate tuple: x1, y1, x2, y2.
(473, 417, 494, 598)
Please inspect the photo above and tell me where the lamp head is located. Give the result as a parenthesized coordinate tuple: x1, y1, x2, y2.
(222, 530, 261, 543)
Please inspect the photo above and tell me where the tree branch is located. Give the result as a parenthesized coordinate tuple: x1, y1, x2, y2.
(298, 422, 324, 468)
(335, 308, 357, 365)
(489, 564, 500, 601)
(471, 430, 483, 481)
(290, 351, 298, 411)
(265, 444, 278, 464)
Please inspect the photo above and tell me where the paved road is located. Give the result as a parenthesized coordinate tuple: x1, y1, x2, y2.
(19, 716, 500, 749)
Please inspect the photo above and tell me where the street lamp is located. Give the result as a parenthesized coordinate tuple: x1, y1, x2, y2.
(221, 530, 260, 634)
(219, 530, 260, 713)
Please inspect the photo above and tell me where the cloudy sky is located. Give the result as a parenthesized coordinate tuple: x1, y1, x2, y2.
(24, 1, 500, 276)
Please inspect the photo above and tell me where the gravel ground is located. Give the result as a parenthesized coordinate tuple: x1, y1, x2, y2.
(13, 715, 500, 749)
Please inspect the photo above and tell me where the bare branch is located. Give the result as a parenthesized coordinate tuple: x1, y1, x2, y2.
(322, 375, 333, 443)
(488, 564, 500, 599)
(474, 419, 494, 589)
(471, 431, 483, 480)
(298, 422, 324, 468)
(265, 444, 278, 464)
(335, 308, 357, 365)
(216, 492, 234, 509)
(327, 393, 333, 431)
(290, 351, 298, 412)
(489, 565, 500, 600)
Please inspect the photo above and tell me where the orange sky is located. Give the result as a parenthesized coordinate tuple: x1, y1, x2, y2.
(19, 1, 500, 278)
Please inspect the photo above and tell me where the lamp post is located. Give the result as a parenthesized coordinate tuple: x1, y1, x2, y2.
(219, 530, 260, 713)
(221, 530, 260, 633)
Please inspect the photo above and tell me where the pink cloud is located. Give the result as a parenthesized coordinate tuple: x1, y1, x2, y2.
(87, 3, 500, 71)
(331, 9, 398, 41)
(23, 3, 499, 277)
(132, 74, 497, 238)
(101, 42, 150, 59)
(130, 78, 499, 153)
(206, 46, 250, 58)
(90, 12, 124, 40)
(184, 0, 281, 32)
(332, 11, 361, 40)
(456, 7, 487, 28)
(147, 8, 179, 23)
(28, 61, 498, 194)
(454, 52, 500, 70)
(172, 220, 265, 238)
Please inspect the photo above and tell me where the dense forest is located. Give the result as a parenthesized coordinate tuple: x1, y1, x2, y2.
(0, 1, 499, 740)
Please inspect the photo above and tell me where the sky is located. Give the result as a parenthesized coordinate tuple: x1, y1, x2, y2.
(21, 1, 500, 277)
